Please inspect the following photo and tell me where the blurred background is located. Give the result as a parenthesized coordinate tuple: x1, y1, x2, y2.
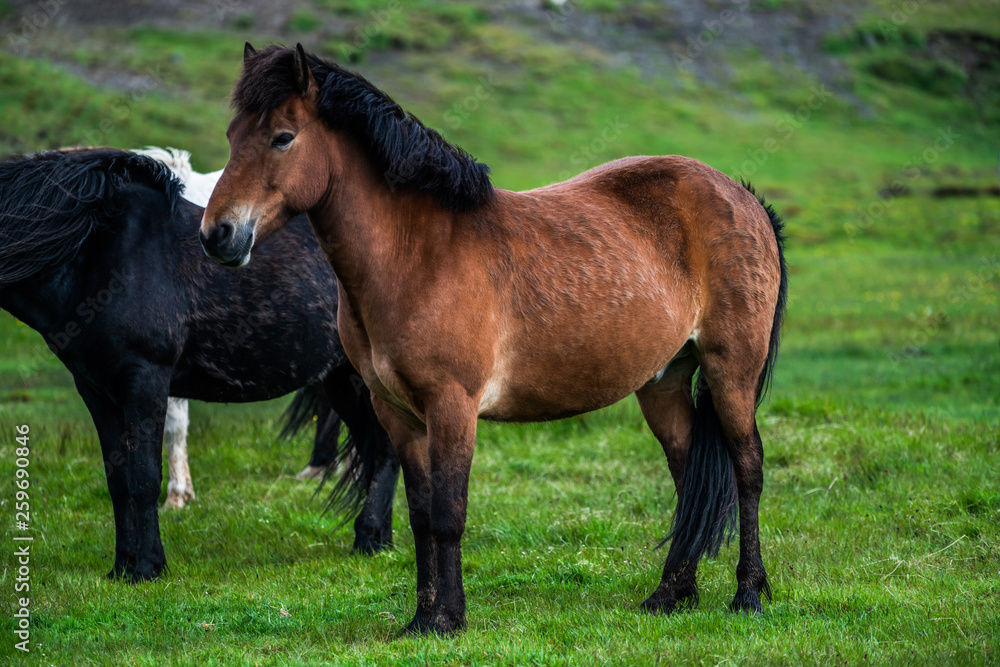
(1, 0, 996, 418)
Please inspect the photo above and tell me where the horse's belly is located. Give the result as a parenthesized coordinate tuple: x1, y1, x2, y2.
(480, 309, 691, 422)
(170, 350, 334, 402)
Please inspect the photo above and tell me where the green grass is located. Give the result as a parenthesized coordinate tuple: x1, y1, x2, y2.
(1, 1, 998, 664)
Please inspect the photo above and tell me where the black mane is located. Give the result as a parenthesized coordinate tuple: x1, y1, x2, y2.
(0, 148, 183, 287)
(232, 45, 494, 212)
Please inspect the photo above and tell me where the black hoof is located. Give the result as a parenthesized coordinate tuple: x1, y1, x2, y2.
(402, 616, 430, 636)
(641, 595, 677, 615)
(353, 529, 392, 555)
(133, 564, 164, 582)
(106, 555, 138, 581)
(641, 583, 698, 615)
(111, 558, 164, 583)
(402, 611, 466, 636)
(729, 588, 763, 615)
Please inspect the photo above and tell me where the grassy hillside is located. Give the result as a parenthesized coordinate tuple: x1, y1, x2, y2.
(0, 1, 997, 664)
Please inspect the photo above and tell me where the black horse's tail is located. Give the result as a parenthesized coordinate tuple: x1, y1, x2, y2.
(662, 182, 787, 569)
(279, 384, 377, 519)
(746, 181, 788, 407)
(280, 385, 343, 469)
(280, 384, 331, 441)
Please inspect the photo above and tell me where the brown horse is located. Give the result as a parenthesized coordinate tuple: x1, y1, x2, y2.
(201, 43, 788, 635)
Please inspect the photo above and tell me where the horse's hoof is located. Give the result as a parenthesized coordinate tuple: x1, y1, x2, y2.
(402, 613, 437, 636)
(402, 612, 465, 637)
(403, 618, 465, 637)
(106, 555, 138, 581)
(106, 567, 157, 583)
(295, 465, 327, 481)
(729, 588, 764, 615)
(641, 586, 698, 614)
(162, 494, 186, 510)
(122, 558, 165, 583)
(640, 595, 677, 615)
(353, 530, 392, 555)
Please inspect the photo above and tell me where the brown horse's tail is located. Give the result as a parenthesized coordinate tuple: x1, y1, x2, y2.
(661, 183, 786, 569)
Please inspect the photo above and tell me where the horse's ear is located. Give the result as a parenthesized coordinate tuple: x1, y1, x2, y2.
(293, 43, 315, 97)
(244, 42, 256, 64)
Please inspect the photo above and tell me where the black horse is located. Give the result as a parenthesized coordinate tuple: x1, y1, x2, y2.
(0, 148, 400, 580)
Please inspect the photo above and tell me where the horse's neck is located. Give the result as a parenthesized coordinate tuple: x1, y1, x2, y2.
(312, 159, 456, 311)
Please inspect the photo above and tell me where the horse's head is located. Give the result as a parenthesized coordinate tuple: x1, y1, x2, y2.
(202, 42, 494, 267)
(201, 43, 339, 267)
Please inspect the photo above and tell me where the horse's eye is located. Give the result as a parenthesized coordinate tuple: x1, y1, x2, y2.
(271, 132, 295, 149)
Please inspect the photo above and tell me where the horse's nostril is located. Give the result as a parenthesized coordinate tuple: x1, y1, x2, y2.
(215, 221, 234, 244)
(200, 219, 252, 266)
(201, 221, 235, 252)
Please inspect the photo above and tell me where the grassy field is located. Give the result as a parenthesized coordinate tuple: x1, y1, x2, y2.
(1, 1, 998, 664)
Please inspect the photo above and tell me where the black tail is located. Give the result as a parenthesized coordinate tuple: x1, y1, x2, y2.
(662, 181, 787, 567)
(315, 416, 382, 521)
(661, 373, 739, 565)
(280, 384, 330, 440)
(279, 383, 378, 520)
(743, 180, 788, 406)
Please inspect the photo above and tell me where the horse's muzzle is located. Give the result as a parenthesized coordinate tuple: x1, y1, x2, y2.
(200, 219, 254, 267)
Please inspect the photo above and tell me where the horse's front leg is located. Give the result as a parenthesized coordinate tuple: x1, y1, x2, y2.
(122, 368, 171, 581)
(424, 390, 477, 633)
(351, 430, 400, 554)
(373, 390, 477, 635)
(74, 379, 137, 579)
(371, 396, 436, 630)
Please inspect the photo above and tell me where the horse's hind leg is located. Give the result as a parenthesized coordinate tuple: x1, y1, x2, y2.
(636, 349, 700, 613)
(163, 398, 194, 509)
(702, 355, 771, 613)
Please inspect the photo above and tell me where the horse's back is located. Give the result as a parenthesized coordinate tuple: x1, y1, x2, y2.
(522, 154, 783, 319)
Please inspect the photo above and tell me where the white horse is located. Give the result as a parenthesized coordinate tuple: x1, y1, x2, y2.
(132, 147, 225, 508)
